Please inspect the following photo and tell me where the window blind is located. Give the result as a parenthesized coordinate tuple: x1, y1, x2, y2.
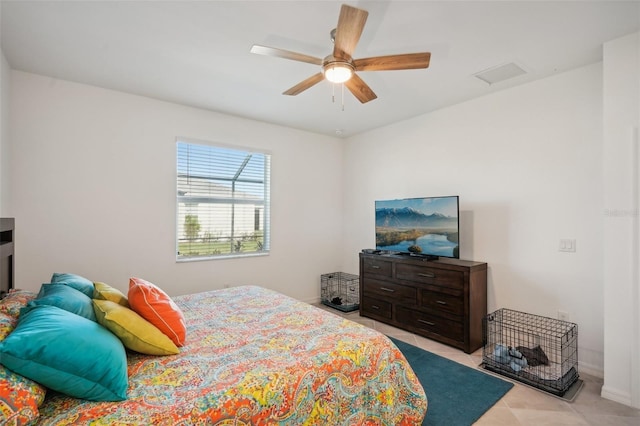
(176, 141, 270, 260)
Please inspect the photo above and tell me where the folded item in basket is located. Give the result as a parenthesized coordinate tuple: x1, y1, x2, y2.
(493, 344, 528, 372)
(516, 345, 549, 367)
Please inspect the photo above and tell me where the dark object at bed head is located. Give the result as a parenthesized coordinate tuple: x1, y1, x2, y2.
(1, 217, 15, 297)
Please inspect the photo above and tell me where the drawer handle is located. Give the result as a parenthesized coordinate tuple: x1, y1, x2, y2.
(371, 265, 381, 269)
(371, 305, 380, 310)
(418, 319, 436, 326)
(436, 300, 447, 305)
(417, 272, 435, 278)
(380, 287, 395, 293)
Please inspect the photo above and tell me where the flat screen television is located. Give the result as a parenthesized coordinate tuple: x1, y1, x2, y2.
(375, 195, 460, 259)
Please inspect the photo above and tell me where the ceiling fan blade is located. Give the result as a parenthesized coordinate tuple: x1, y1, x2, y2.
(333, 5, 368, 60)
(354, 52, 431, 71)
(283, 72, 325, 96)
(250, 45, 323, 66)
(345, 73, 377, 103)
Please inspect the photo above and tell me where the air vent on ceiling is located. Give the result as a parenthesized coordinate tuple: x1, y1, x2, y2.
(474, 62, 527, 85)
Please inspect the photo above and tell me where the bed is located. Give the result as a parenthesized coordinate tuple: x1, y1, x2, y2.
(1, 281, 427, 425)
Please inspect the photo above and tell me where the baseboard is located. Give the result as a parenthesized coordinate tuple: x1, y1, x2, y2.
(578, 362, 604, 379)
(601, 385, 632, 407)
(578, 347, 604, 379)
(303, 296, 322, 305)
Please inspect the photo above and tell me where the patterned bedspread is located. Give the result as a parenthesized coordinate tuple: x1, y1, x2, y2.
(36, 286, 427, 425)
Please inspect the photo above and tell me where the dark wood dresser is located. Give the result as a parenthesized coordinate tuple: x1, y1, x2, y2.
(359, 252, 487, 353)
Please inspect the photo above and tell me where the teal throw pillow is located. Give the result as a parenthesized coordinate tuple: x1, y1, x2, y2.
(50, 272, 95, 298)
(0, 304, 128, 401)
(30, 283, 97, 322)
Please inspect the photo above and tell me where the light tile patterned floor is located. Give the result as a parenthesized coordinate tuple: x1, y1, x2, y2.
(316, 304, 640, 425)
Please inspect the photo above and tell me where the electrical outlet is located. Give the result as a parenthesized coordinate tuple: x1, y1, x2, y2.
(559, 239, 576, 252)
(558, 310, 570, 321)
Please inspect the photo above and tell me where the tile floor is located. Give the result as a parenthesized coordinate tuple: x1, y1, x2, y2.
(318, 305, 640, 425)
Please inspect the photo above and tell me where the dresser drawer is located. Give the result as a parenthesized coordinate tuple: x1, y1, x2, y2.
(396, 263, 464, 289)
(363, 278, 417, 305)
(420, 289, 464, 316)
(361, 296, 392, 319)
(362, 257, 392, 277)
(359, 252, 487, 354)
(396, 307, 463, 341)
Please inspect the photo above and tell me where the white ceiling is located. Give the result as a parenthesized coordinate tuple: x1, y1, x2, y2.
(1, 1, 638, 138)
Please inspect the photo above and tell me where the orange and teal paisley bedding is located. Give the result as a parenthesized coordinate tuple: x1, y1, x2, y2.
(35, 285, 427, 425)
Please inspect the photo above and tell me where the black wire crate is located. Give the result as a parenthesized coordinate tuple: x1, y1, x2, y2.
(481, 308, 579, 397)
(320, 272, 359, 312)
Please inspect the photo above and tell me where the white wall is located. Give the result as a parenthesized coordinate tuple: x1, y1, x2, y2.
(9, 71, 344, 302)
(602, 32, 640, 408)
(343, 63, 605, 376)
(0, 49, 10, 216)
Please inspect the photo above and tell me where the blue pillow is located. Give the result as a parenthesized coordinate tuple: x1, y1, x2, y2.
(0, 304, 128, 401)
(30, 283, 97, 322)
(50, 273, 94, 298)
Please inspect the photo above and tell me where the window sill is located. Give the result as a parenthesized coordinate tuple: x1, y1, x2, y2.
(176, 251, 270, 263)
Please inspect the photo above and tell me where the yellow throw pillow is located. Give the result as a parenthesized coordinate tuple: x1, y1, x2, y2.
(92, 300, 179, 356)
(93, 282, 129, 307)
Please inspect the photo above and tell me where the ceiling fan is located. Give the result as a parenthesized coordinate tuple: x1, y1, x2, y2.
(250, 4, 431, 104)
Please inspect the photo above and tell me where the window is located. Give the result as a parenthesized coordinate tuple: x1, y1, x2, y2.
(176, 140, 270, 260)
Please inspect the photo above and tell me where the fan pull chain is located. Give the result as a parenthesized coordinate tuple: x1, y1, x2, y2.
(330, 83, 346, 111)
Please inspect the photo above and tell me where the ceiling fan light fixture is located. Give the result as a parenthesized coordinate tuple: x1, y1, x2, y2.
(324, 62, 354, 83)
(251, 5, 429, 104)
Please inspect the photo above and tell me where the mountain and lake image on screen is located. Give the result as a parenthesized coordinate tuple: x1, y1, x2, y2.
(375, 196, 460, 258)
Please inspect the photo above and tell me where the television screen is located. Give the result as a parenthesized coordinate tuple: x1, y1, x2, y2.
(375, 196, 460, 259)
